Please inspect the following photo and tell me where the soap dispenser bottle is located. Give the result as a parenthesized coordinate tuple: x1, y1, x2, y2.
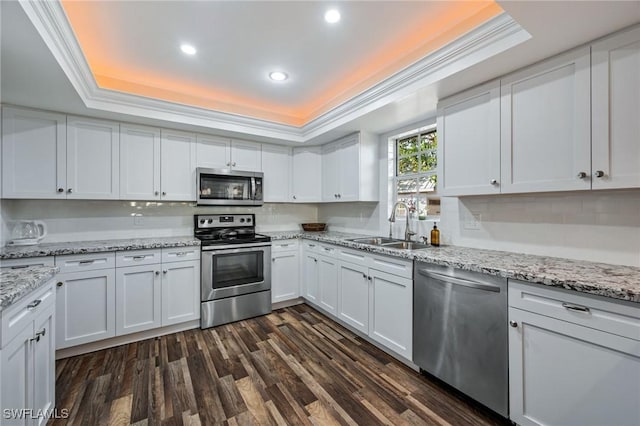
(430, 223, 440, 247)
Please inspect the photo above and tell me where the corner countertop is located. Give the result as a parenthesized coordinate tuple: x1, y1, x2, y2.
(265, 231, 640, 303)
(0, 266, 59, 312)
(0, 236, 201, 260)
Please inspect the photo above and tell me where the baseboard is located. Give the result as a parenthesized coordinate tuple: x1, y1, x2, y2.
(55, 320, 200, 359)
(272, 297, 304, 310)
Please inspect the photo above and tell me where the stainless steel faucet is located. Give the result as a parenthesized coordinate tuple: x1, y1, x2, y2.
(388, 201, 416, 241)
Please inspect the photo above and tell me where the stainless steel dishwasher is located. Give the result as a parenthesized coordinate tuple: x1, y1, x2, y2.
(413, 262, 508, 417)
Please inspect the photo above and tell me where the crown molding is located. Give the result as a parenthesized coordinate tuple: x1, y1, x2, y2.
(19, 1, 529, 144)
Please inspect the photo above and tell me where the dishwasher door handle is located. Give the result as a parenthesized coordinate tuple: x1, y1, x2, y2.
(418, 269, 501, 292)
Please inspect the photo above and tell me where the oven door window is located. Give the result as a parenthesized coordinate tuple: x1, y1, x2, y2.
(212, 251, 264, 288)
(200, 175, 252, 200)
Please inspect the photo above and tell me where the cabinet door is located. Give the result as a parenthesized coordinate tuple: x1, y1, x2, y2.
(292, 147, 322, 202)
(369, 269, 412, 360)
(2, 107, 67, 199)
(262, 144, 291, 202)
(116, 265, 162, 335)
(337, 136, 360, 201)
(161, 260, 200, 326)
(501, 47, 591, 193)
(337, 261, 369, 334)
(231, 140, 262, 171)
(302, 253, 319, 303)
(509, 307, 640, 426)
(160, 130, 196, 201)
(437, 80, 501, 196)
(271, 250, 299, 303)
(321, 143, 340, 202)
(56, 269, 116, 349)
(0, 323, 32, 426)
(196, 134, 231, 169)
(318, 255, 338, 315)
(66, 116, 120, 199)
(592, 26, 640, 189)
(120, 124, 161, 200)
(32, 305, 55, 426)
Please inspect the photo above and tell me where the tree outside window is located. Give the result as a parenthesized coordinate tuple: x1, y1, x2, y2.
(394, 129, 439, 218)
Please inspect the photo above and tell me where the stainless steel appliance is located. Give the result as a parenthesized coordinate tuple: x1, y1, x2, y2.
(196, 214, 271, 328)
(197, 168, 263, 206)
(413, 262, 509, 417)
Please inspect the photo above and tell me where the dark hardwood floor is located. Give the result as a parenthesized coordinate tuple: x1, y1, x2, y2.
(51, 304, 508, 425)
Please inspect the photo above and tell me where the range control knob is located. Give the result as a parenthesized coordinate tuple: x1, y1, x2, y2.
(247, 218, 252, 222)
(239, 218, 245, 223)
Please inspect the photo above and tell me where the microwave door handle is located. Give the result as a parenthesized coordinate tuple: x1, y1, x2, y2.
(251, 178, 256, 200)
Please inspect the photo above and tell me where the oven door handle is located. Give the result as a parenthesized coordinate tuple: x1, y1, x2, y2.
(205, 243, 271, 254)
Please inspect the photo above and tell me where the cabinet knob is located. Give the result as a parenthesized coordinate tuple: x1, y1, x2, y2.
(27, 299, 42, 309)
(155, 271, 160, 275)
(57, 188, 64, 193)
(490, 179, 499, 186)
(232, 162, 237, 167)
(67, 188, 73, 193)
(314, 259, 318, 263)
(362, 273, 367, 278)
(338, 194, 341, 198)
(594, 170, 605, 178)
(577, 172, 587, 179)
(56, 281, 63, 287)
(293, 195, 297, 200)
(162, 191, 166, 196)
(509, 320, 518, 328)
(155, 191, 160, 196)
(367, 276, 372, 281)
(163, 270, 168, 274)
(334, 194, 338, 198)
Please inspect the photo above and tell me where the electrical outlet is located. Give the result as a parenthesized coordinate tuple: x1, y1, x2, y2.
(133, 214, 144, 226)
(463, 213, 481, 230)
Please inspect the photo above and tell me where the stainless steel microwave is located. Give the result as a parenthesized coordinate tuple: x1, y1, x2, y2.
(196, 168, 263, 206)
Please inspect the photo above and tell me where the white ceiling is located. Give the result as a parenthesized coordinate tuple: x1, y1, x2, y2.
(2, 1, 639, 145)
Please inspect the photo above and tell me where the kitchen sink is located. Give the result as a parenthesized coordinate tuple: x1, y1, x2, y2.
(382, 241, 431, 250)
(348, 237, 398, 245)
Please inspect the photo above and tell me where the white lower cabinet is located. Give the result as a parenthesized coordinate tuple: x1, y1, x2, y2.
(302, 251, 319, 303)
(509, 281, 640, 426)
(116, 264, 162, 335)
(161, 260, 200, 326)
(337, 261, 369, 334)
(55, 268, 116, 349)
(318, 255, 338, 315)
(271, 240, 299, 304)
(1, 281, 56, 426)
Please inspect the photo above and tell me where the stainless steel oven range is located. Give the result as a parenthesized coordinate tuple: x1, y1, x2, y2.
(195, 214, 272, 329)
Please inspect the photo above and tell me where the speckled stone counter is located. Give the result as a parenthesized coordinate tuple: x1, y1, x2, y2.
(0, 266, 59, 311)
(0, 236, 201, 260)
(265, 231, 640, 303)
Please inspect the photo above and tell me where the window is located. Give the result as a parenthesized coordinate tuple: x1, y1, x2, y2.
(393, 128, 439, 218)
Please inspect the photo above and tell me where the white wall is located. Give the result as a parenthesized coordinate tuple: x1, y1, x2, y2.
(440, 190, 640, 267)
(2, 200, 317, 243)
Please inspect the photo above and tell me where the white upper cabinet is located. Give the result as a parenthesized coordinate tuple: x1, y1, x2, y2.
(437, 80, 501, 196)
(291, 146, 322, 202)
(120, 124, 161, 200)
(231, 140, 262, 171)
(2, 107, 67, 199)
(592, 26, 640, 190)
(261, 144, 291, 202)
(160, 129, 196, 201)
(196, 134, 231, 169)
(500, 47, 591, 193)
(321, 132, 378, 202)
(66, 116, 120, 199)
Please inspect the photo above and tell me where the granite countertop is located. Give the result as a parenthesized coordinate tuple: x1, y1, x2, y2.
(0, 236, 201, 260)
(0, 266, 59, 311)
(265, 231, 640, 303)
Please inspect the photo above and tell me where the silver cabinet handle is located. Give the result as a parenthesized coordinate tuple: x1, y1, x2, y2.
(490, 179, 499, 186)
(418, 269, 501, 292)
(594, 170, 605, 178)
(163, 270, 168, 274)
(338, 194, 341, 198)
(293, 195, 297, 200)
(57, 281, 64, 287)
(272, 258, 276, 262)
(162, 191, 167, 196)
(30, 328, 46, 343)
(175, 252, 188, 257)
(155, 271, 160, 275)
(280, 244, 289, 248)
(27, 299, 42, 309)
(308, 244, 316, 247)
(57, 188, 64, 193)
(79, 259, 95, 265)
(367, 276, 372, 281)
(577, 172, 587, 179)
(509, 320, 518, 328)
(362, 273, 367, 278)
(132, 255, 146, 260)
(314, 259, 318, 263)
(232, 162, 236, 167)
(155, 191, 160, 196)
(562, 302, 590, 314)
(67, 188, 73, 193)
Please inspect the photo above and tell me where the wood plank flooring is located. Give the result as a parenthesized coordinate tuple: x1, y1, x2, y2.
(51, 304, 508, 426)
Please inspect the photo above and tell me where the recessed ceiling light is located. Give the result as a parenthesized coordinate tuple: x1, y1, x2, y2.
(324, 9, 340, 23)
(180, 44, 197, 55)
(269, 71, 288, 81)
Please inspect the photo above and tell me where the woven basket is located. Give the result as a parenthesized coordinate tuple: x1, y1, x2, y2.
(301, 223, 327, 232)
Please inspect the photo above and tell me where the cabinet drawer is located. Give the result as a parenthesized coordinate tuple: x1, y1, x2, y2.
(116, 249, 161, 267)
(272, 240, 299, 252)
(337, 246, 368, 267)
(161, 246, 200, 263)
(509, 280, 640, 341)
(56, 252, 115, 273)
(1, 280, 55, 348)
(369, 254, 413, 279)
(0, 256, 55, 269)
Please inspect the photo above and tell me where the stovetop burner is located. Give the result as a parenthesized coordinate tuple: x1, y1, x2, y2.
(194, 214, 271, 246)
